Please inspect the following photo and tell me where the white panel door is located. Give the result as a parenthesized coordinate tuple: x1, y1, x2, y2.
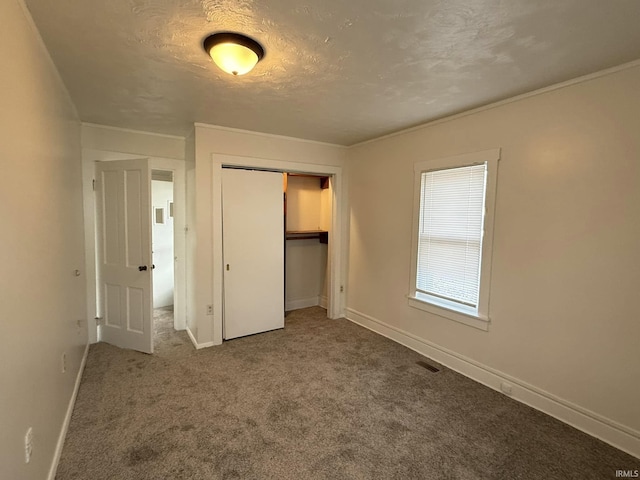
(222, 168, 284, 340)
(96, 159, 153, 354)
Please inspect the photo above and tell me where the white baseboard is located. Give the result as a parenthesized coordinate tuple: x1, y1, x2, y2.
(186, 326, 215, 350)
(48, 343, 90, 480)
(319, 295, 328, 309)
(286, 296, 319, 312)
(346, 307, 640, 459)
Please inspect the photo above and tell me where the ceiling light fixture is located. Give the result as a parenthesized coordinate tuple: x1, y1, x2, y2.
(203, 32, 265, 76)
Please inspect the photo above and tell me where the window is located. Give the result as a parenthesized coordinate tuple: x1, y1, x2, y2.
(409, 149, 500, 330)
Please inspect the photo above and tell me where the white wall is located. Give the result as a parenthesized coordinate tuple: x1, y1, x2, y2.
(193, 124, 347, 346)
(346, 64, 640, 456)
(81, 124, 186, 336)
(82, 123, 185, 160)
(286, 239, 327, 310)
(320, 185, 332, 233)
(0, 1, 87, 478)
(287, 176, 323, 230)
(152, 180, 174, 308)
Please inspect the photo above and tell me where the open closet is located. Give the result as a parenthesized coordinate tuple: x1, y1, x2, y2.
(221, 168, 332, 340)
(284, 173, 331, 312)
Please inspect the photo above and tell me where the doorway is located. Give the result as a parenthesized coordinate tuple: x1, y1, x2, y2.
(213, 154, 345, 345)
(220, 169, 333, 340)
(151, 170, 179, 351)
(94, 158, 186, 355)
(284, 173, 331, 313)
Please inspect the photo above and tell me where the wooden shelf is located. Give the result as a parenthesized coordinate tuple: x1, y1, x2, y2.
(286, 230, 328, 244)
(287, 173, 329, 189)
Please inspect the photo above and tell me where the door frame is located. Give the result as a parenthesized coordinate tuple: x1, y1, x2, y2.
(211, 154, 346, 345)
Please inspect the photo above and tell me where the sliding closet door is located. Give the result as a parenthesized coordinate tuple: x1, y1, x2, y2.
(222, 168, 284, 339)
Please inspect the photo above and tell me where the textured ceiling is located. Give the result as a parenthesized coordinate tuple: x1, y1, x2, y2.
(24, 0, 640, 145)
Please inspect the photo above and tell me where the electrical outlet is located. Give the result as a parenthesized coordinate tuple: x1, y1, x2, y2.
(25, 427, 33, 464)
(500, 382, 513, 396)
(61, 352, 67, 374)
(206, 305, 213, 315)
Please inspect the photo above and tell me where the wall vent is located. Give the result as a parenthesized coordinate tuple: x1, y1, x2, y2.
(416, 360, 440, 373)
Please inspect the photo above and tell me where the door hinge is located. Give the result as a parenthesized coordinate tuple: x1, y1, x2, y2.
(92, 179, 95, 191)
(95, 317, 104, 326)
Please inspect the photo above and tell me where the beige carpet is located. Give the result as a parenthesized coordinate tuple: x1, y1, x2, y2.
(56, 307, 638, 479)
(152, 306, 193, 359)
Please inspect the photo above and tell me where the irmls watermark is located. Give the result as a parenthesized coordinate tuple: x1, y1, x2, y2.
(616, 470, 639, 478)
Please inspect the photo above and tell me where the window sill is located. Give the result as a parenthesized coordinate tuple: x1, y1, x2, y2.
(407, 293, 490, 331)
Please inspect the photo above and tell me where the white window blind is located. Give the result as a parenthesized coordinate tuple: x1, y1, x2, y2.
(417, 163, 487, 308)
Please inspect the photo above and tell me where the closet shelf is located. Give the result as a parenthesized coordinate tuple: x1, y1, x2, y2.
(286, 230, 328, 244)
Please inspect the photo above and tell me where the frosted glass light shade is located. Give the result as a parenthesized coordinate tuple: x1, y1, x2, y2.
(203, 33, 265, 76)
(209, 43, 259, 76)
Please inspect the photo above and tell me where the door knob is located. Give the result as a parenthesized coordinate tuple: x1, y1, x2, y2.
(138, 265, 148, 271)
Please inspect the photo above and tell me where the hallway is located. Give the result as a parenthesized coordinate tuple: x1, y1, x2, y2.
(153, 307, 193, 358)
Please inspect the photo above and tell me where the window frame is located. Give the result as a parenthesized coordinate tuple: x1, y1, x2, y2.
(408, 148, 500, 331)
